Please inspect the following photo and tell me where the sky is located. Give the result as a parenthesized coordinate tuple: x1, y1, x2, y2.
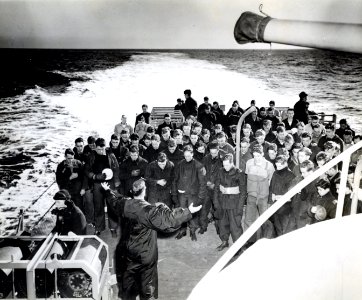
(0, 0, 361, 49)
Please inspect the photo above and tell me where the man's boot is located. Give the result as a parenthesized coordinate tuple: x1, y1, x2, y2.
(198, 227, 207, 234)
(190, 230, 197, 241)
(175, 230, 186, 240)
(216, 241, 229, 251)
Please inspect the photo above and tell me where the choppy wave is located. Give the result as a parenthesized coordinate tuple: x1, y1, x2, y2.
(0, 84, 96, 235)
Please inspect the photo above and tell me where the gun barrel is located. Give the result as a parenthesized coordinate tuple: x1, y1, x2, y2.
(234, 11, 362, 54)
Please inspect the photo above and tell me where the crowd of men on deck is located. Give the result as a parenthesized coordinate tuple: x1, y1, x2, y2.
(55, 89, 362, 251)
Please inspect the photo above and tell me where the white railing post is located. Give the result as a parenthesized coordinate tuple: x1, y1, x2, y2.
(335, 155, 351, 218)
(235, 106, 256, 169)
(351, 158, 362, 214)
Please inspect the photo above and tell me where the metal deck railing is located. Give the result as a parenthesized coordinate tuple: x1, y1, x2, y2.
(193, 139, 362, 292)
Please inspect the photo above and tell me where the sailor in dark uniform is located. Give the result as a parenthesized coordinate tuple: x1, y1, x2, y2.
(52, 189, 87, 235)
(102, 179, 201, 300)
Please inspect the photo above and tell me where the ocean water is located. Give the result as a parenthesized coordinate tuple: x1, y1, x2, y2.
(0, 49, 361, 235)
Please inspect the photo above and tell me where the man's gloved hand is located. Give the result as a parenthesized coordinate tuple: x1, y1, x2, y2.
(219, 185, 226, 194)
(157, 179, 167, 186)
(188, 203, 202, 214)
(69, 173, 79, 180)
(206, 181, 215, 190)
(95, 173, 107, 181)
(131, 169, 140, 177)
(101, 182, 110, 191)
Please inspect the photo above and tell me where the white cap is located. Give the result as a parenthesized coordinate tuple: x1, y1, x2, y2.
(102, 168, 113, 180)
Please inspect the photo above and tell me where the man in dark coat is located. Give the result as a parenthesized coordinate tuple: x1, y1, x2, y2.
(183, 89, 198, 118)
(73, 137, 87, 163)
(156, 113, 177, 135)
(268, 155, 296, 237)
(102, 179, 201, 300)
(119, 145, 148, 196)
(145, 153, 175, 208)
(174, 98, 186, 116)
(226, 102, 243, 127)
(84, 138, 121, 236)
(308, 178, 337, 224)
(239, 138, 253, 171)
(301, 132, 321, 163)
(52, 189, 87, 235)
(265, 108, 280, 132)
(56, 148, 85, 212)
(159, 127, 172, 151)
(245, 110, 262, 134)
(245, 99, 260, 116)
(335, 118, 355, 139)
(293, 91, 309, 125)
(173, 145, 207, 241)
(211, 101, 225, 128)
(135, 104, 151, 126)
(261, 119, 277, 143)
(250, 129, 272, 158)
(201, 142, 224, 234)
(282, 108, 299, 132)
(130, 133, 147, 158)
(108, 134, 129, 164)
(198, 96, 212, 115)
(143, 134, 162, 163)
(83, 136, 96, 156)
(298, 160, 319, 229)
(198, 105, 216, 131)
(213, 153, 247, 251)
(317, 123, 344, 152)
(119, 129, 131, 149)
(161, 138, 183, 167)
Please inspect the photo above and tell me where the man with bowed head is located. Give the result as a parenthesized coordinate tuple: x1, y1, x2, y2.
(244, 144, 275, 242)
(213, 153, 247, 251)
(84, 137, 120, 236)
(56, 148, 85, 212)
(183, 89, 198, 118)
(173, 145, 207, 241)
(119, 145, 148, 196)
(145, 152, 175, 208)
(52, 189, 87, 235)
(102, 179, 202, 300)
(114, 114, 134, 137)
(294, 91, 309, 125)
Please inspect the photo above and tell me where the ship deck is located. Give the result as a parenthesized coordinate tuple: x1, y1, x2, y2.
(98, 223, 223, 300)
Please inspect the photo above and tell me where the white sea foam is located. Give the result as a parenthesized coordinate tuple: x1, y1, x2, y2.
(49, 51, 294, 136)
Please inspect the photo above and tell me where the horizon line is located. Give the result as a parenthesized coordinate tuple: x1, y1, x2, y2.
(0, 47, 315, 51)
